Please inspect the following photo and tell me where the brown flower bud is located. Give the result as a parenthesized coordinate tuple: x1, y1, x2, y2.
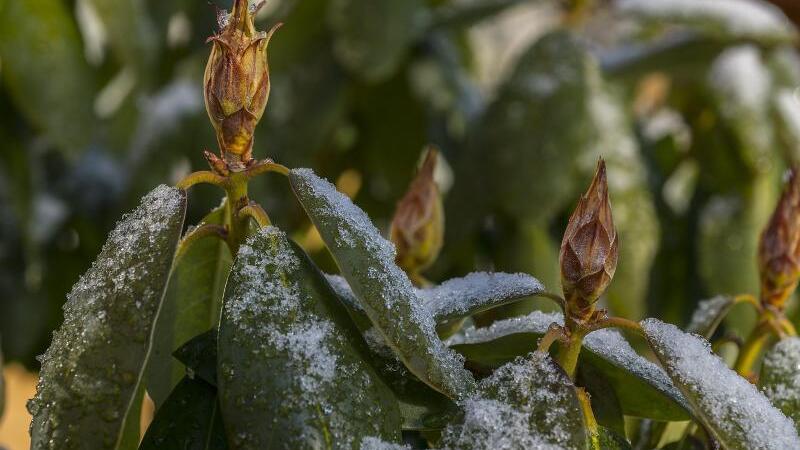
(758, 167, 800, 309)
(204, 0, 280, 172)
(390, 148, 445, 279)
(559, 159, 618, 318)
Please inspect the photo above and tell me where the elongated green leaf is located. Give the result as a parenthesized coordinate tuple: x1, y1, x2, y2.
(173, 330, 217, 388)
(218, 227, 401, 448)
(290, 168, 476, 400)
(686, 296, 734, 337)
(440, 352, 588, 449)
(617, 0, 797, 45)
(28, 185, 186, 450)
(448, 312, 691, 421)
(327, 272, 544, 324)
(760, 337, 800, 427)
(641, 318, 800, 449)
(139, 377, 226, 450)
(146, 203, 232, 408)
(593, 427, 632, 450)
(327, 0, 425, 82)
(0, 0, 96, 155)
(577, 365, 625, 436)
(422, 272, 544, 322)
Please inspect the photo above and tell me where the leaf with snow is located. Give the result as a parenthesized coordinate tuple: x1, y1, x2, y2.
(685, 295, 734, 337)
(617, 0, 797, 45)
(440, 352, 588, 450)
(422, 272, 544, 322)
(290, 168, 476, 400)
(327, 271, 545, 325)
(28, 185, 186, 450)
(760, 337, 800, 428)
(641, 318, 800, 449)
(146, 201, 232, 409)
(217, 227, 401, 448)
(448, 311, 690, 421)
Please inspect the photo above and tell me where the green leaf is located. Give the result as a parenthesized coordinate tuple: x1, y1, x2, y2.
(429, 0, 529, 29)
(290, 168, 477, 400)
(85, 0, 158, 72)
(448, 312, 691, 421)
(617, 0, 798, 45)
(326, 271, 545, 324)
(760, 337, 800, 427)
(440, 352, 588, 449)
(577, 365, 625, 436)
(28, 185, 186, 450)
(476, 31, 596, 220)
(146, 202, 232, 408)
(592, 427, 633, 450)
(327, 0, 426, 82)
(217, 227, 402, 448)
(0, 0, 97, 155)
(326, 275, 459, 431)
(173, 330, 217, 388)
(685, 296, 734, 337)
(422, 272, 544, 322)
(139, 377, 226, 450)
(641, 318, 800, 449)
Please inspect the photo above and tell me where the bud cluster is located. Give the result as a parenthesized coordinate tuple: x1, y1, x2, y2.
(559, 159, 618, 319)
(204, 0, 280, 173)
(390, 148, 445, 278)
(758, 167, 800, 309)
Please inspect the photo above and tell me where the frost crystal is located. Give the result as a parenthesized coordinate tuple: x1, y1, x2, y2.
(642, 319, 800, 449)
(440, 353, 585, 450)
(447, 311, 560, 346)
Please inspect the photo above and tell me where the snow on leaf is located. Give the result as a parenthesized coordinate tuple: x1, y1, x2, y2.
(28, 185, 186, 450)
(760, 337, 800, 428)
(217, 226, 401, 448)
(617, 0, 797, 44)
(641, 318, 800, 450)
(422, 272, 545, 322)
(440, 352, 587, 450)
(686, 295, 734, 337)
(290, 168, 476, 400)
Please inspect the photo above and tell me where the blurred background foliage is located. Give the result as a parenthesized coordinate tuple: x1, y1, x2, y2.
(1, 0, 800, 382)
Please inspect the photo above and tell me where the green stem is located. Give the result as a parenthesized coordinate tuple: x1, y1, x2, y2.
(734, 322, 771, 378)
(239, 203, 272, 228)
(557, 319, 586, 380)
(223, 172, 251, 255)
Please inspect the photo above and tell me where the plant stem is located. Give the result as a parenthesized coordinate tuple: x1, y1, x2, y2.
(734, 321, 771, 378)
(557, 318, 586, 380)
(223, 172, 252, 255)
(239, 203, 272, 228)
(576, 388, 600, 447)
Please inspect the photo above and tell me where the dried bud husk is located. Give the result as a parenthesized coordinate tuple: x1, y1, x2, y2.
(204, 0, 280, 172)
(390, 148, 444, 279)
(758, 167, 800, 309)
(559, 159, 618, 319)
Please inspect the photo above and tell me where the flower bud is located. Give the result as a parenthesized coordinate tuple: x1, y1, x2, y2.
(758, 167, 800, 309)
(390, 148, 445, 278)
(204, 0, 280, 172)
(559, 159, 618, 318)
